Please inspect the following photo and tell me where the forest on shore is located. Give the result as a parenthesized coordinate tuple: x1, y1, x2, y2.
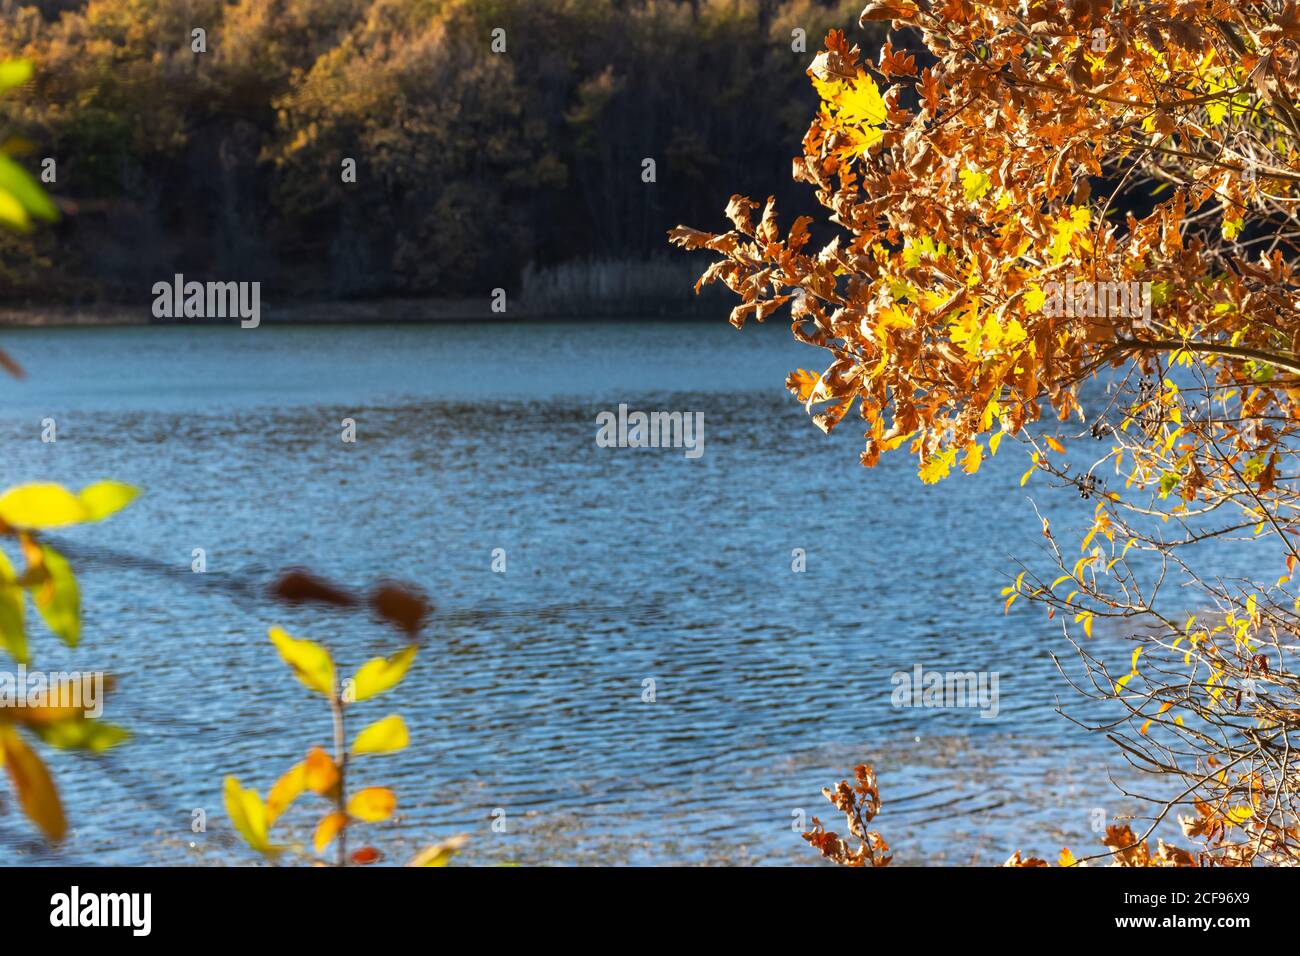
(0, 0, 871, 314)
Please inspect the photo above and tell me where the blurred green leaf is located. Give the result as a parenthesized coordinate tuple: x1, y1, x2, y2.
(223, 775, 281, 857)
(31, 718, 129, 753)
(79, 481, 139, 522)
(28, 543, 79, 648)
(0, 187, 30, 231)
(0, 549, 27, 664)
(0, 154, 57, 223)
(0, 60, 32, 96)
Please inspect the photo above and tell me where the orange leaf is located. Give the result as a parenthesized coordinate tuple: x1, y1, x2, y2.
(313, 811, 348, 853)
(267, 762, 306, 825)
(1, 726, 65, 841)
(304, 747, 339, 796)
(347, 787, 396, 822)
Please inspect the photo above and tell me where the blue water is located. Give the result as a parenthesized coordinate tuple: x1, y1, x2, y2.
(0, 320, 1182, 865)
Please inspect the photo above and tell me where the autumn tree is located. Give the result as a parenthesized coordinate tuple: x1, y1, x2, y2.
(673, 0, 1300, 864)
(0, 0, 864, 304)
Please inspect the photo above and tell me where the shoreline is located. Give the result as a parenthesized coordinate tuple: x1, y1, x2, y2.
(0, 295, 725, 328)
(0, 297, 520, 328)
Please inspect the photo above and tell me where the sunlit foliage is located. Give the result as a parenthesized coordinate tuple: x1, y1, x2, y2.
(811, 765, 1203, 866)
(676, 0, 1300, 864)
(0, 61, 137, 845)
(0, 0, 865, 302)
(801, 764, 891, 866)
(225, 627, 466, 866)
(0, 481, 136, 841)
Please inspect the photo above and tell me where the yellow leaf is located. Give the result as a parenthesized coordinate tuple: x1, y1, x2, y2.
(1058, 848, 1077, 867)
(0, 548, 26, 664)
(1020, 453, 1040, 486)
(351, 645, 416, 703)
(0, 725, 65, 840)
(1072, 610, 1094, 638)
(919, 447, 957, 484)
(27, 543, 79, 648)
(223, 776, 278, 856)
(1045, 435, 1065, 454)
(822, 72, 888, 157)
(1081, 525, 1098, 553)
(1206, 87, 1228, 125)
(266, 762, 305, 826)
(407, 834, 470, 867)
(348, 787, 396, 822)
(1048, 206, 1091, 262)
(988, 431, 1005, 456)
(1022, 284, 1046, 313)
(1225, 806, 1253, 826)
(352, 714, 409, 756)
(960, 442, 983, 474)
(960, 168, 991, 201)
(0, 188, 28, 231)
(0, 60, 33, 95)
(313, 811, 348, 853)
(0, 483, 87, 529)
(269, 626, 335, 696)
(837, 75, 888, 127)
(78, 481, 139, 522)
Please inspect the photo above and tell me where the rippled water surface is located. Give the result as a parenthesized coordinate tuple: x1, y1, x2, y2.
(0, 320, 1190, 865)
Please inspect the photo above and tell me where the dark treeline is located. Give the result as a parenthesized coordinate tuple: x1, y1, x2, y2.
(0, 0, 874, 313)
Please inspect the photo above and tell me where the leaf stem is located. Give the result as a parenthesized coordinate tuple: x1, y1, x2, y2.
(330, 692, 347, 868)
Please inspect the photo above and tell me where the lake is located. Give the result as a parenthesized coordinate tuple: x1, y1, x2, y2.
(0, 319, 1179, 865)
